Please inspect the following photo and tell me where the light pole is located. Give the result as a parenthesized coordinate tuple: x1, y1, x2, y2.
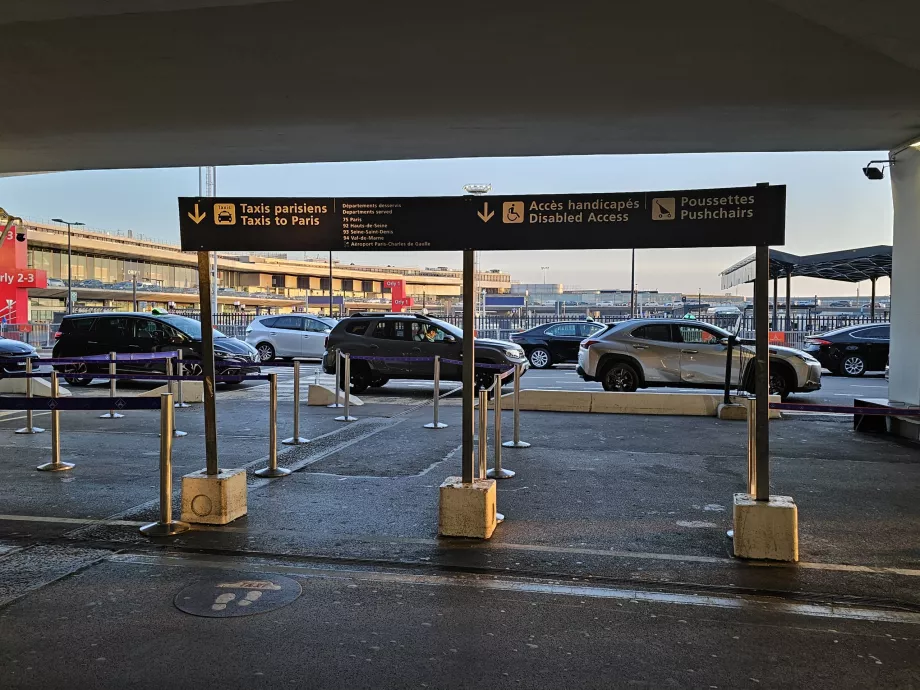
(52, 218, 84, 314)
(541, 266, 550, 285)
(127, 270, 138, 311)
(630, 249, 636, 318)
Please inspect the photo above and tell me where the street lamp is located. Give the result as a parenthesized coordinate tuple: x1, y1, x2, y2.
(127, 270, 139, 311)
(52, 218, 84, 314)
(541, 266, 550, 285)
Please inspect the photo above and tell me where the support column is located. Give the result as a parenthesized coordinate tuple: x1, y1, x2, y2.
(785, 275, 792, 332)
(772, 275, 778, 330)
(889, 147, 920, 410)
(870, 277, 877, 321)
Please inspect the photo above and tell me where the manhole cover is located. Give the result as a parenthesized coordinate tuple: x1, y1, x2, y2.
(174, 572, 302, 618)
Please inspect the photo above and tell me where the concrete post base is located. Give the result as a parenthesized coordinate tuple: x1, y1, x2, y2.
(716, 403, 747, 420)
(732, 493, 798, 562)
(180, 468, 247, 525)
(438, 476, 498, 539)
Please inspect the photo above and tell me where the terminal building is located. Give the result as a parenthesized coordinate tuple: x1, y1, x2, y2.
(20, 220, 513, 322)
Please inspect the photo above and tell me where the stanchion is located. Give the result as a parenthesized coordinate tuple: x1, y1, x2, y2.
(283, 361, 309, 445)
(164, 358, 187, 438)
(477, 388, 488, 479)
(502, 363, 531, 448)
(99, 351, 124, 419)
(37, 371, 74, 472)
(15, 358, 44, 434)
(140, 393, 191, 537)
(424, 354, 448, 429)
(487, 373, 515, 479)
(255, 372, 291, 477)
(327, 350, 344, 408)
(175, 351, 190, 408)
(335, 354, 357, 422)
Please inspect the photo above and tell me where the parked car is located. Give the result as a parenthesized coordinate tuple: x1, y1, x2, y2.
(576, 318, 821, 399)
(803, 323, 889, 376)
(0, 337, 40, 375)
(52, 312, 260, 386)
(509, 320, 606, 369)
(322, 312, 528, 393)
(245, 314, 337, 361)
(46, 278, 66, 288)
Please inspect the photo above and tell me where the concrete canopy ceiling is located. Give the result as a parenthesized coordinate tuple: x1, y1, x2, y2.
(2, 0, 920, 173)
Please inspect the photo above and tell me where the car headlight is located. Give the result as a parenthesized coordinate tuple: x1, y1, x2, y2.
(792, 352, 819, 364)
(505, 348, 524, 359)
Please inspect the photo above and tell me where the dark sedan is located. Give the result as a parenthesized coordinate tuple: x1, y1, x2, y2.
(509, 320, 606, 369)
(0, 337, 41, 374)
(803, 323, 889, 376)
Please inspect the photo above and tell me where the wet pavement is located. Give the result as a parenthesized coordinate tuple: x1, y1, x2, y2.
(1, 379, 918, 688)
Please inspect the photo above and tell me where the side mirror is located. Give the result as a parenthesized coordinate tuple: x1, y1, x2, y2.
(443, 335, 456, 343)
(169, 336, 184, 345)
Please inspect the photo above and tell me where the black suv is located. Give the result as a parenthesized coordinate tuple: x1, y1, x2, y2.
(52, 312, 261, 385)
(322, 312, 528, 393)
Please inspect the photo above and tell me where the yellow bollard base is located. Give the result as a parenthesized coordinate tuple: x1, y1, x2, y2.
(438, 476, 498, 539)
(180, 468, 247, 525)
(732, 493, 799, 562)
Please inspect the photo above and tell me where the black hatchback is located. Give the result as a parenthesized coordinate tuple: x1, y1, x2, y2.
(52, 312, 261, 385)
(509, 320, 606, 369)
(803, 323, 889, 376)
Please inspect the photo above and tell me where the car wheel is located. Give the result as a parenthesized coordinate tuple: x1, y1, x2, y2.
(256, 342, 276, 362)
(369, 374, 389, 388)
(840, 355, 866, 377)
(184, 362, 203, 377)
(62, 362, 93, 386)
(341, 363, 371, 394)
(475, 370, 496, 393)
(528, 347, 552, 369)
(769, 370, 792, 400)
(601, 362, 639, 392)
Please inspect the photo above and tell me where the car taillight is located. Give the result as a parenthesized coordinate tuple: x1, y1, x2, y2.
(581, 339, 600, 348)
(806, 338, 830, 346)
(54, 331, 63, 340)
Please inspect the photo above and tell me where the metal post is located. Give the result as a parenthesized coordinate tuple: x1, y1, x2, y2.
(175, 351, 190, 408)
(503, 363, 530, 448)
(870, 277, 877, 321)
(488, 373, 515, 479)
(424, 354, 448, 429)
(462, 249, 476, 484)
(629, 248, 636, 318)
(754, 244, 770, 501)
(335, 354, 357, 422)
(132, 273, 137, 312)
(329, 249, 334, 317)
(327, 349, 344, 407)
(772, 275, 778, 331)
(785, 275, 792, 332)
(100, 351, 124, 419)
(16, 358, 44, 434)
(746, 395, 757, 496)
(478, 389, 488, 479)
(723, 335, 735, 405)
(140, 393, 191, 537)
(37, 371, 74, 471)
(67, 223, 73, 314)
(164, 358, 187, 437)
(197, 250, 219, 475)
(256, 373, 291, 477)
(283, 361, 309, 444)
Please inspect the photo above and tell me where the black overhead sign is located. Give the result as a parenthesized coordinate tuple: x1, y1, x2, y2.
(178, 185, 785, 252)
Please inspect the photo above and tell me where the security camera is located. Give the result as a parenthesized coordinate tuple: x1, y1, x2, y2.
(16, 232, 25, 242)
(863, 159, 893, 180)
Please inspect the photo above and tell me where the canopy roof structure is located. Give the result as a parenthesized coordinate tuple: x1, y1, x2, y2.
(720, 246, 893, 289)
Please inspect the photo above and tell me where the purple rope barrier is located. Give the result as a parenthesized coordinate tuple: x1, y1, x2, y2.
(42, 351, 179, 365)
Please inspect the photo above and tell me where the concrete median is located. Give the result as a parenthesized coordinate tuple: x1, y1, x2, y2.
(495, 389, 781, 418)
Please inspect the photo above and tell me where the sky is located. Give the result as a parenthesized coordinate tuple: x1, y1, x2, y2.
(0, 151, 894, 298)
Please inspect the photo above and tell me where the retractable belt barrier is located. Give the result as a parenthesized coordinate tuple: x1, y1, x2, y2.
(43, 351, 180, 365)
(4, 371, 270, 382)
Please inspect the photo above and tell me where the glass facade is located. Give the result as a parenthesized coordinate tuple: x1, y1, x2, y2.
(29, 247, 199, 288)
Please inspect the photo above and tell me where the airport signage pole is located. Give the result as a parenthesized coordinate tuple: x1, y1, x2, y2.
(462, 249, 475, 484)
(754, 243, 770, 501)
(197, 250, 219, 475)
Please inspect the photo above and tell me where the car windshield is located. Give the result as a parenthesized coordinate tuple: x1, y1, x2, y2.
(424, 317, 462, 338)
(156, 315, 227, 339)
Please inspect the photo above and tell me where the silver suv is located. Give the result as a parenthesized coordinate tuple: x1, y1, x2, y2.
(577, 319, 821, 400)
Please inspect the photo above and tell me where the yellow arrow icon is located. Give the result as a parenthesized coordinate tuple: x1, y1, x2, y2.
(187, 203, 206, 224)
(477, 202, 494, 223)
